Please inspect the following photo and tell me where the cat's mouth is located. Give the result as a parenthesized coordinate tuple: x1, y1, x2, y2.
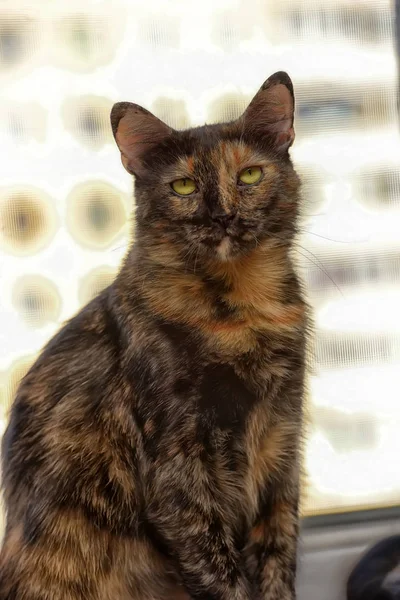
(192, 222, 260, 262)
(212, 229, 258, 261)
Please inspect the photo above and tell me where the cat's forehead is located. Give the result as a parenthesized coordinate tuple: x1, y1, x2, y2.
(171, 131, 269, 177)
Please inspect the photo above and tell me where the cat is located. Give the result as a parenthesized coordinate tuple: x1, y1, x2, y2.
(347, 536, 400, 600)
(0, 71, 308, 600)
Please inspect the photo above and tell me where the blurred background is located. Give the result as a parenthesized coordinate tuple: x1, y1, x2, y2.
(0, 0, 399, 537)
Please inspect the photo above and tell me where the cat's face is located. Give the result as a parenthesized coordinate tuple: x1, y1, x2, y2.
(111, 72, 300, 264)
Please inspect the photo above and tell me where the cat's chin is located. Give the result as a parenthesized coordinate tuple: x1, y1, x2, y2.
(196, 231, 257, 263)
(216, 237, 232, 262)
(214, 236, 252, 262)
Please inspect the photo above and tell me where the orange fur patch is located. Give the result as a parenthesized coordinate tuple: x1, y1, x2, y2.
(143, 238, 305, 355)
(244, 414, 299, 520)
(210, 244, 287, 309)
(249, 522, 265, 545)
(187, 156, 194, 174)
(232, 146, 240, 167)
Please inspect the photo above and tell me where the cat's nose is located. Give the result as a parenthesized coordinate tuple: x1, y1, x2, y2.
(211, 211, 236, 230)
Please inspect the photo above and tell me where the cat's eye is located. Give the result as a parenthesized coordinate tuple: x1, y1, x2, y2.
(171, 178, 197, 196)
(238, 166, 263, 186)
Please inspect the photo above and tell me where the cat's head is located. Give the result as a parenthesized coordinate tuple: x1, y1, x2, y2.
(111, 72, 300, 264)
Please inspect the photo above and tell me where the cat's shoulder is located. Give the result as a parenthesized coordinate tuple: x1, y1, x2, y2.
(29, 285, 121, 378)
(4, 286, 127, 440)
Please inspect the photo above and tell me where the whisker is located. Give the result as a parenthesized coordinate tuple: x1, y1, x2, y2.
(251, 232, 260, 248)
(300, 229, 361, 244)
(111, 244, 128, 253)
(270, 230, 344, 299)
(193, 244, 201, 275)
(293, 244, 345, 299)
(182, 242, 200, 274)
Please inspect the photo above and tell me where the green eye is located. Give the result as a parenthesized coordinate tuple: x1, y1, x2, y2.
(171, 178, 196, 196)
(238, 166, 262, 185)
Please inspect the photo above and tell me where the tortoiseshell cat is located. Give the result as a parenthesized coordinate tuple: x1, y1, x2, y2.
(0, 72, 308, 600)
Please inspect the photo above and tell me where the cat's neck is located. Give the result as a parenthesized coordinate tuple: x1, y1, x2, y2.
(117, 234, 306, 342)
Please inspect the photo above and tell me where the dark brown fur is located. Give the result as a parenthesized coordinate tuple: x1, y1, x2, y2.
(0, 72, 308, 599)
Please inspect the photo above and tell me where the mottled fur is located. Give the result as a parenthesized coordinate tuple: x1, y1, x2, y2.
(1, 72, 308, 599)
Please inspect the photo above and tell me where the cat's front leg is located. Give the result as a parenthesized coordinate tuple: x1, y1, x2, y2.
(0, 506, 138, 600)
(146, 455, 253, 600)
(246, 481, 300, 600)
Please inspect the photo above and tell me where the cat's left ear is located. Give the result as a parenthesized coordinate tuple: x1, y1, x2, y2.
(240, 71, 295, 153)
(110, 102, 173, 176)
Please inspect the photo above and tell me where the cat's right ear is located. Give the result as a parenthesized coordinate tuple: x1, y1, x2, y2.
(110, 102, 173, 176)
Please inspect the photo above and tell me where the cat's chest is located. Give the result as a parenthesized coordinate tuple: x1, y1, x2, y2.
(188, 348, 298, 516)
(140, 343, 298, 525)
(196, 361, 261, 432)
(193, 383, 295, 527)
(167, 329, 294, 431)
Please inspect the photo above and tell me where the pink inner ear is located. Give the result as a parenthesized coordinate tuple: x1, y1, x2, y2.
(242, 81, 295, 151)
(116, 121, 148, 173)
(115, 108, 172, 175)
(266, 84, 294, 124)
(248, 83, 294, 128)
